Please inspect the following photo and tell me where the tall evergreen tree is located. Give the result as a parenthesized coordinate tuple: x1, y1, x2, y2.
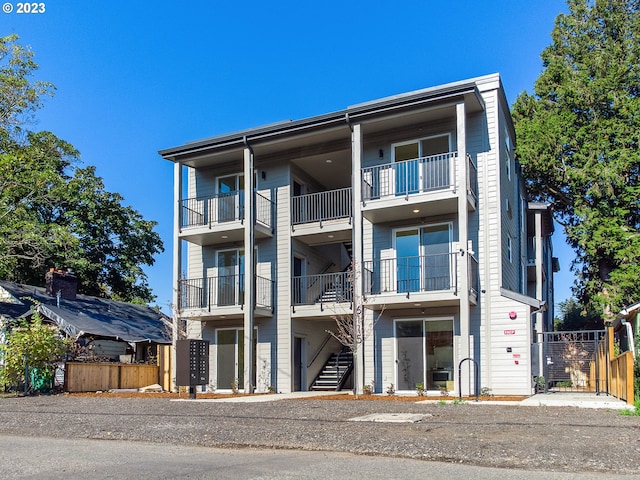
(512, 0, 640, 319)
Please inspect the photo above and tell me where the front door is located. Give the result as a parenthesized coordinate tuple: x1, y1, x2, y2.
(396, 319, 454, 392)
(396, 229, 420, 293)
(422, 224, 451, 291)
(293, 337, 304, 391)
(217, 174, 244, 222)
(216, 328, 257, 391)
(217, 249, 244, 306)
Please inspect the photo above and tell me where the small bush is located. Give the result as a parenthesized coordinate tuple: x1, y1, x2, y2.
(1, 309, 70, 393)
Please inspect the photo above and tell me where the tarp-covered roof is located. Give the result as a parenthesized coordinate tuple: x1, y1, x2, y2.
(0, 280, 171, 344)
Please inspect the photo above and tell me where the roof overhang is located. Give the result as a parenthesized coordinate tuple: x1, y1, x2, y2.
(159, 77, 487, 164)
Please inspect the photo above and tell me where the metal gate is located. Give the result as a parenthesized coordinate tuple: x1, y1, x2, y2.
(538, 330, 608, 393)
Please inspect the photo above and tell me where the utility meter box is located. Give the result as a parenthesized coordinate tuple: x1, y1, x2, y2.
(176, 339, 209, 387)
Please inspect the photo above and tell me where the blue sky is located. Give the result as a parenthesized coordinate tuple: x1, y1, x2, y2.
(4, 0, 572, 313)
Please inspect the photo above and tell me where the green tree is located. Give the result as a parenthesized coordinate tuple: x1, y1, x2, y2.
(512, 0, 640, 319)
(555, 298, 602, 331)
(0, 34, 163, 303)
(0, 307, 70, 392)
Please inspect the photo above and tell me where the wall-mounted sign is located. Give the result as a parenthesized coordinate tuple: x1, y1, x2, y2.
(504, 329, 516, 335)
(512, 353, 521, 359)
(509, 311, 517, 319)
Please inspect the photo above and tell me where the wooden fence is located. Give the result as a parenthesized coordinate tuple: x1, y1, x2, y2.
(65, 345, 173, 393)
(590, 327, 635, 405)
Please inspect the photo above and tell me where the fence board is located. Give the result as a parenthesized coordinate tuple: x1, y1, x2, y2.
(65, 363, 160, 392)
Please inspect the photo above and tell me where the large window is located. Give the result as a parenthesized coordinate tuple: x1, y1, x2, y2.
(396, 318, 454, 391)
(393, 134, 451, 195)
(394, 224, 452, 294)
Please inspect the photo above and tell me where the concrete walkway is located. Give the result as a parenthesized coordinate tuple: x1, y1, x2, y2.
(519, 391, 631, 409)
(174, 390, 632, 409)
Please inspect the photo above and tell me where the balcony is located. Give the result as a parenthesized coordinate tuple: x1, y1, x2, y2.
(363, 253, 461, 308)
(361, 152, 477, 223)
(178, 192, 274, 246)
(178, 274, 274, 320)
(291, 188, 352, 245)
(291, 271, 353, 317)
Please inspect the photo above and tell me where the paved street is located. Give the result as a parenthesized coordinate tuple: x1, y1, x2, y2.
(1, 435, 636, 480)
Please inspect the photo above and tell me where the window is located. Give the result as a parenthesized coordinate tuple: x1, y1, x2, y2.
(394, 224, 452, 293)
(507, 236, 513, 263)
(392, 134, 451, 195)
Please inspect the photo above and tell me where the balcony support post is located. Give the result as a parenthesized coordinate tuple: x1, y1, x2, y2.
(456, 101, 471, 396)
(171, 161, 183, 392)
(351, 122, 364, 395)
(243, 142, 255, 393)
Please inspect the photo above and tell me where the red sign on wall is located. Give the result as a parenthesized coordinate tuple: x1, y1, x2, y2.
(503, 329, 516, 335)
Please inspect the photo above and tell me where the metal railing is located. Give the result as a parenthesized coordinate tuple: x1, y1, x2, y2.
(292, 271, 353, 306)
(179, 191, 275, 230)
(255, 192, 274, 229)
(469, 255, 479, 296)
(179, 192, 244, 229)
(362, 152, 456, 201)
(178, 274, 274, 311)
(467, 153, 478, 201)
(363, 253, 458, 295)
(291, 187, 352, 225)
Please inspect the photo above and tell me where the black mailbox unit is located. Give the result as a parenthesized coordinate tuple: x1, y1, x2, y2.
(176, 339, 209, 398)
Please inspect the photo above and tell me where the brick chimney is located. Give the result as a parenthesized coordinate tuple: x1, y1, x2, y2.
(45, 268, 78, 300)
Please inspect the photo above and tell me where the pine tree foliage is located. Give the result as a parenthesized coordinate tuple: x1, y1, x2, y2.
(512, 0, 640, 318)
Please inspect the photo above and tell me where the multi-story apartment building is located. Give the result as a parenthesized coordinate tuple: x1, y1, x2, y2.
(160, 73, 556, 396)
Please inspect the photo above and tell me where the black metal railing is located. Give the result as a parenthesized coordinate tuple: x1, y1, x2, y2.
(292, 271, 353, 306)
(362, 152, 456, 201)
(179, 274, 274, 311)
(363, 253, 457, 295)
(291, 187, 352, 225)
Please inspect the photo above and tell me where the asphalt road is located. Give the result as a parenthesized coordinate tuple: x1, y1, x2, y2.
(1, 435, 636, 480)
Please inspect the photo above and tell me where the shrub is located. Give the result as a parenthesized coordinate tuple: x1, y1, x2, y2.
(0, 308, 70, 393)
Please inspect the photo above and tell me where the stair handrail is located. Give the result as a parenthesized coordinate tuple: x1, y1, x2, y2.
(307, 333, 332, 368)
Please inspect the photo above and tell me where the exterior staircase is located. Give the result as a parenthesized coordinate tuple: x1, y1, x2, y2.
(310, 348, 354, 391)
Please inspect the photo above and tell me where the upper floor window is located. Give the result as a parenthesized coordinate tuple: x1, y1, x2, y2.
(393, 134, 451, 163)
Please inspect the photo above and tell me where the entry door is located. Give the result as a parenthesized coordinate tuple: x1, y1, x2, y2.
(293, 255, 306, 304)
(422, 224, 451, 291)
(394, 142, 420, 196)
(420, 135, 450, 190)
(396, 321, 424, 391)
(293, 337, 304, 391)
(217, 329, 240, 390)
(217, 174, 244, 222)
(216, 328, 257, 391)
(396, 319, 454, 392)
(396, 229, 420, 293)
(217, 249, 244, 306)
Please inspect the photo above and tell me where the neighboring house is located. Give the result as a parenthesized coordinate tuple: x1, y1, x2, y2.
(159, 73, 557, 396)
(0, 270, 171, 364)
(614, 303, 639, 359)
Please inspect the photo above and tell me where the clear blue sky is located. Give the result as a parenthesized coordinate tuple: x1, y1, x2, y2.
(4, 0, 572, 314)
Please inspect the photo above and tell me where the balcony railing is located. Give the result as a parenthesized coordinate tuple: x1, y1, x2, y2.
(255, 192, 274, 229)
(292, 271, 353, 306)
(179, 192, 274, 231)
(469, 255, 479, 297)
(467, 153, 478, 201)
(178, 274, 274, 311)
(363, 253, 458, 295)
(362, 152, 456, 201)
(291, 187, 352, 225)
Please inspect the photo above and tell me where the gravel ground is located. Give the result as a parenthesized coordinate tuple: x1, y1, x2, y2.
(1, 395, 639, 475)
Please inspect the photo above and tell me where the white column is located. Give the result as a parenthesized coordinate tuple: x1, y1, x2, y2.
(243, 146, 255, 393)
(351, 123, 364, 394)
(171, 161, 183, 392)
(535, 210, 545, 379)
(456, 101, 471, 396)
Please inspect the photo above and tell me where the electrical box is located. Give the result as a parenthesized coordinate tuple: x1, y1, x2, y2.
(176, 339, 209, 387)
